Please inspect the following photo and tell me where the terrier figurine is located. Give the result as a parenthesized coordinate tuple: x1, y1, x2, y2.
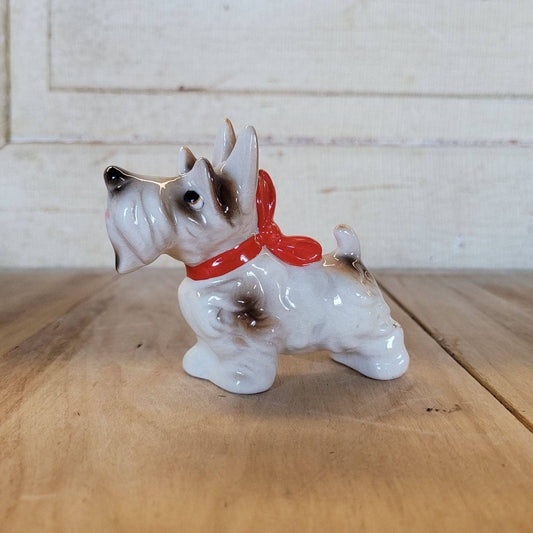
(104, 120, 409, 393)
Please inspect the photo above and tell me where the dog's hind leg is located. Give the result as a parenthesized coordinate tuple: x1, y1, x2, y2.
(330, 326, 409, 380)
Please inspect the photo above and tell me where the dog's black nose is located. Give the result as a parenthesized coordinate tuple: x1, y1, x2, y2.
(104, 166, 132, 194)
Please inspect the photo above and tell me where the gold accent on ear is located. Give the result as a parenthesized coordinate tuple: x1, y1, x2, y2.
(212, 118, 236, 168)
(178, 146, 196, 174)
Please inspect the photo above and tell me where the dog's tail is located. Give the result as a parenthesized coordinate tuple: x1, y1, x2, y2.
(333, 224, 361, 260)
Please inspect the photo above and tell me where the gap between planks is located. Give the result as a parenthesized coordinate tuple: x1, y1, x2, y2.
(378, 281, 533, 434)
(8, 137, 533, 148)
(47, 85, 533, 101)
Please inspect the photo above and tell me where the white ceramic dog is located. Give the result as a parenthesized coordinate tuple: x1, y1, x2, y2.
(104, 120, 409, 393)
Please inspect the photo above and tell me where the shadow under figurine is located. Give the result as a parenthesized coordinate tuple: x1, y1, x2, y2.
(103, 119, 409, 394)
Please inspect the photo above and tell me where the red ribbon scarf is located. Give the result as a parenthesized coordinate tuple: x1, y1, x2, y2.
(185, 170, 322, 281)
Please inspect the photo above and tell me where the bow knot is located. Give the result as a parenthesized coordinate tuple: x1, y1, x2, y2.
(255, 170, 323, 266)
(256, 222, 282, 246)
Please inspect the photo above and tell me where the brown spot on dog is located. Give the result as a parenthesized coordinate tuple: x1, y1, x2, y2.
(212, 174, 237, 222)
(208, 163, 238, 223)
(235, 295, 264, 328)
(234, 293, 276, 332)
(337, 254, 378, 288)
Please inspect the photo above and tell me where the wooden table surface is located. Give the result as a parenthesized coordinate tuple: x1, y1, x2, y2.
(1, 269, 532, 533)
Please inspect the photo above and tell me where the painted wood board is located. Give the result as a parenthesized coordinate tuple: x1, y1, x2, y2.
(50, 0, 533, 95)
(378, 272, 533, 430)
(0, 269, 116, 355)
(0, 0, 7, 147)
(9, 0, 533, 143)
(1, 143, 532, 269)
(0, 269, 532, 532)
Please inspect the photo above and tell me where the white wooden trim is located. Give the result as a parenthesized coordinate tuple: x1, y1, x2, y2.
(9, 0, 533, 144)
(0, 0, 8, 147)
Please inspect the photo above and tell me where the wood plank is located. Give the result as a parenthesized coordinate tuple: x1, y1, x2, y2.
(1, 269, 531, 532)
(50, 0, 533, 95)
(0, 269, 116, 355)
(12, 87, 533, 146)
(10, 0, 533, 143)
(2, 143, 533, 270)
(378, 272, 533, 430)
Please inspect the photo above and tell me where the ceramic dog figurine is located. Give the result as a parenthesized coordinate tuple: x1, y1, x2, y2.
(104, 120, 409, 393)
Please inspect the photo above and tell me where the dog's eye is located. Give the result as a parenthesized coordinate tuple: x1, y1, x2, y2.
(184, 190, 204, 210)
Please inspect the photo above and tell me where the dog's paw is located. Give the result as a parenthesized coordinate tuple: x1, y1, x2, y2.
(182, 341, 216, 380)
(183, 341, 278, 394)
(210, 362, 277, 394)
(331, 328, 409, 380)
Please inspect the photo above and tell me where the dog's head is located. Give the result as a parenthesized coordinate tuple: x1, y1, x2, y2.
(104, 120, 259, 273)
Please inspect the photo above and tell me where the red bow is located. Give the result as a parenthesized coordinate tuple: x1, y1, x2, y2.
(185, 170, 322, 281)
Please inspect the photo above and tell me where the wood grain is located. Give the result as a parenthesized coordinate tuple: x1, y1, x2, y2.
(1, 269, 532, 532)
(0, 269, 116, 355)
(378, 272, 533, 430)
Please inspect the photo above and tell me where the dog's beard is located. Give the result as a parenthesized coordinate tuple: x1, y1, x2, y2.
(106, 191, 172, 273)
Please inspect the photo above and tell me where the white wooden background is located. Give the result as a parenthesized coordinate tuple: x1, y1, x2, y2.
(1, 0, 532, 269)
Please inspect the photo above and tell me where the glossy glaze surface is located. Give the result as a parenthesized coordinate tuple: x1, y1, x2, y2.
(104, 119, 409, 393)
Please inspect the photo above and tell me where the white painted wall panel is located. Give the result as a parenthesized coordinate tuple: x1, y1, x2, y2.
(51, 0, 533, 95)
(1, 143, 531, 269)
(0, 0, 7, 147)
(10, 89, 533, 146)
(3, 1, 533, 269)
(9, 0, 533, 144)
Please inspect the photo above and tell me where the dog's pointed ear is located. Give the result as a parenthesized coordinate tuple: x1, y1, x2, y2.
(185, 157, 215, 197)
(221, 126, 258, 214)
(189, 157, 211, 182)
(212, 118, 236, 168)
(178, 146, 196, 174)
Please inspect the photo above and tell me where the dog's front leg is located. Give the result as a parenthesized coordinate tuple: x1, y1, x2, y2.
(182, 339, 219, 382)
(179, 277, 280, 393)
(183, 337, 278, 394)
